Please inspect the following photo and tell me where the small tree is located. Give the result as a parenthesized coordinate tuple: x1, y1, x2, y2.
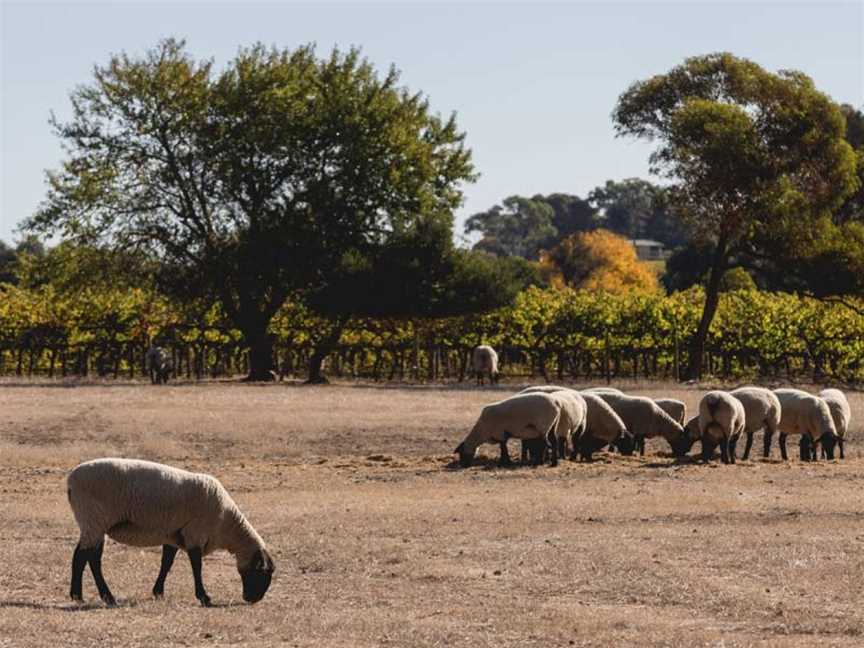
(540, 229, 658, 294)
(614, 53, 858, 379)
(28, 39, 474, 380)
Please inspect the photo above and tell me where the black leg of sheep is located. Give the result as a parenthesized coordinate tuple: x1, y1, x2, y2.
(70, 543, 88, 602)
(88, 542, 116, 606)
(728, 436, 739, 464)
(187, 547, 212, 607)
(719, 438, 730, 464)
(152, 544, 179, 599)
(779, 433, 788, 461)
(701, 440, 715, 463)
(763, 431, 773, 459)
(741, 432, 754, 460)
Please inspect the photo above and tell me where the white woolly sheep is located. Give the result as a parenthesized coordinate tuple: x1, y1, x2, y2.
(519, 390, 587, 464)
(654, 398, 686, 425)
(729, 386, 782, 460)
(816, 388, 850, 459)
(518, 386, 634, 460)
(578, 392, 635, 461)
(773, 388, 838, 461)
(146, 345, 172, 384)
(585, 392, 686, 457)
(582, 386, 624, 395)
(698, 391, 746, 464)
(471, 345, 499, 386)
(455, 392, 561, 467)
(67, 458, 275, 607)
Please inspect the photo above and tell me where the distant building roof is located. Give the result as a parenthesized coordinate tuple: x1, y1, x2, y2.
(629, 239, 665, 247)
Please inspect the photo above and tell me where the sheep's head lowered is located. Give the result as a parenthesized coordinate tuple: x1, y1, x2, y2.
(454, 441, 475, 468)
(239, 548, 275, 603)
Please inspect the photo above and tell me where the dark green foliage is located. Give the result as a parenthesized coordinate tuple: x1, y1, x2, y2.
(614, 52, 859, 379)
(464, 195, 558, 260)
(589, 179, 686, 246)
(26, 38, 475, 379)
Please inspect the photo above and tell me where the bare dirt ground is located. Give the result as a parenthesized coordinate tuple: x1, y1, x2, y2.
(1, 378, 863, 647)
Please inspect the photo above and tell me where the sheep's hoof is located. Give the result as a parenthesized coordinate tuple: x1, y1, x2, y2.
(198, 595, 213, 608)
(152, 589, 164, 600)
(101, 594, 117, 608)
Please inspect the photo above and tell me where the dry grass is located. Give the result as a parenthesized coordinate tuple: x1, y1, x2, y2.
(2, 378, 864, 647)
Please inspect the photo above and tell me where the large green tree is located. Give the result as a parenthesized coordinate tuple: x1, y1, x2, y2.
(465, 195, 557, 259)
(588, 178, 686, 246)
(614, 53, 858, 379)
(28, 39, 474, 380)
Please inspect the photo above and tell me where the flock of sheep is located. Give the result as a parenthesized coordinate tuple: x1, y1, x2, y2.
(456, 346, 850, 467)
(63, 344, 850, 610)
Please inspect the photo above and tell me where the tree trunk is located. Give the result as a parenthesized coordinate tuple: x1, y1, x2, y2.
(246, 334, 276, 381)
(306, 319, 346, 384)
(686, 241, 728, 380)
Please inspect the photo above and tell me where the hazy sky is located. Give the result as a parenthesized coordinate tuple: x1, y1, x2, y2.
(1, 1, 862, 244)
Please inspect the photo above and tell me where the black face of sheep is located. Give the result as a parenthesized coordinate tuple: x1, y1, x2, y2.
(669, 434, 696, 458)
(240, 549, 275, 603)
(615, 431, 636, 456)
(454, 442, 474, 468)
(819, 434, 837, 461)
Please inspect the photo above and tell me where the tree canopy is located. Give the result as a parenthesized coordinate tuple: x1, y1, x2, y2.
(614, 52, 859, 378)
(27, 38, 477, 379)
(540, 229, 658, 294)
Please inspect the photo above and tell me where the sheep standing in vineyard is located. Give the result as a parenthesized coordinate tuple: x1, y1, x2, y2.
(146, 344, 173, 385)
(471, 345, 499, 386)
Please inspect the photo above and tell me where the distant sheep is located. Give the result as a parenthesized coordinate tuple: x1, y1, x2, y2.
(67, 458, 275, 607)
(578, 392, 634, 461)
(455, 392, 561, 467)
(146, 345, 172, 384)
(698, 391, 746, 464)
(585, 392, 686, 457)
(519, 386, 633, 460)
(817, 389, 850, 459)
(654, 399, 686, 425)
(729, 387, 781, 460)
(773, 388, 838, 461)
(471, 345, 499, 386)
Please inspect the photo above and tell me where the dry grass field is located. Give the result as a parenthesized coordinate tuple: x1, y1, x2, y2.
(2, 378, 864, 647)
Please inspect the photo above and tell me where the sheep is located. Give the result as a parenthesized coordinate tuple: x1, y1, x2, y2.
(146, 344, 172, 384)
(519, 386, 633, 460)
(523, 390, 587, 463)
(577, 392, 635, 461)
(817, 389, 851, 459)
(584, 392, 686, 457)
(454, 392, 561, 468)
(67, 458, 275, 607)
(471, 345, 499, 386)
(773, 388, 838, 461)
(729, 387, 782, 460)
(582, 386, 624, 395)
(697, 391, 746, 464)
(654, 398, 686, 425)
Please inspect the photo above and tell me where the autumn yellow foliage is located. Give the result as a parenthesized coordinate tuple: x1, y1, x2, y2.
(539, 229, 659, 294)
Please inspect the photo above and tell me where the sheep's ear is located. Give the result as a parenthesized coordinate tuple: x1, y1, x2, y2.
(454, 442, 465, 454)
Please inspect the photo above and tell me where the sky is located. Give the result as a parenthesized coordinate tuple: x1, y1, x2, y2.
(1, 1, 862, 245)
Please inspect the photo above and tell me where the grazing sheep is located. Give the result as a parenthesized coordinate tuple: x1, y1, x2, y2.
(817, 389, 851, 459)
(729, 387, 782, 460)
(698, 391, 746, 464)
(582, 387, 624, 395)
(654, 399, 686, 425)
(454, 392, 561, 468)
(773, 388, 838, 461)
(146, 345, 172, 384)
(518, 386, 633, 460)
(519, 390, 587, 464)
(67, 458, 275, 607)
(578, 392, 635, 461)
(471, 345, 499, 386)
(585, 392, 686, 457)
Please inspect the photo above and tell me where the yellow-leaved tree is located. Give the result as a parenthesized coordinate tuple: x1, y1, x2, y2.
(539, 229, 658, 293)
